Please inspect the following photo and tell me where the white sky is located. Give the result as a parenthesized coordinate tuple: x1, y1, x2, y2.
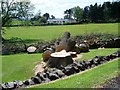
(30, 0, 114, 18)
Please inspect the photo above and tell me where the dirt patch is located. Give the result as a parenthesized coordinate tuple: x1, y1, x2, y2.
(33, 62, 46, 75)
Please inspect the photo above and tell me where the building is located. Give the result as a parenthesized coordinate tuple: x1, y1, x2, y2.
(47, 18, 76, 24)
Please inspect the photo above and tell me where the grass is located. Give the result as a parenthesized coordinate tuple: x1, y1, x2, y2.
(31, 59, 119, 88)
(4, 23, 118, 41)
(1, 48, 118, 83)
(80, 48, 119, 61)
(1, 53, 42, 83)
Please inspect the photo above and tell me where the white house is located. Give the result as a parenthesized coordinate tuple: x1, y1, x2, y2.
(47, 18, 76, 24)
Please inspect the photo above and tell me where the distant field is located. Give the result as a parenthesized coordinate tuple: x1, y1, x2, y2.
(4, 23, 118, 41)
(1, 48, 118, 83)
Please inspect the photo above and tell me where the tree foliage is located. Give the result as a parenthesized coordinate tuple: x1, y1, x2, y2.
(64, 9, 72, 19)
(71, 6, 83, 22)
(1, 0, 34, 27)
(64, 1, 120, 23)
(43, 13, 50, 20)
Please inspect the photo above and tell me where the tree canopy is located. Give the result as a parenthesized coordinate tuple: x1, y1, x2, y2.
(1, 0, 34, 27)
(64, 1, 120, 23)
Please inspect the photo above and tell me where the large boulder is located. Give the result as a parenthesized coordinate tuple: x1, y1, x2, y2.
(62, 32, 70, 39)
(27, 46, 37, 53)
(78, 43, 89, 52)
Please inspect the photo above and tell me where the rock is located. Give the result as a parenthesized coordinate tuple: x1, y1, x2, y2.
(91, 64, 96, 68)
(81, 60, 89, 69)
(31, 76, 41, 84)
(72, 65, 80, 73)
(79, 62, 85, 71)
(42, 50, 53, 62)
(27, 79, 35, 85)
(111, 50, 120, 58)
(92, 56, 104, 64)
(62, 32, 70, 39)
(43, 72, 49, 78)
(6, 82, 16, 89)
(44, 78, 51, 83)
(0, 84, 2, 90)
(36, 72, 45, 81)
(78, 43, 89, 52)
(84, 60, 91, 69)
(54, 69, 65, 78)
(106, 55, 115, 60)
(13, 80, 23, 88)
(67, 39, 76, 51)
(55, 32, 75, 52)
(23, 80, 30, 86)
(49, 73, 59, 81)
(1, 83, 7, 89)
(27, 46, 37, 53)
(64, 66, 75, 76)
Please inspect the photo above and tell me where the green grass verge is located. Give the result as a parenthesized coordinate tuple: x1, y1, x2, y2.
(4, 23, 118, 41)
(1, 54, 42, 83)
(1, 48, 118, 83)
(80, 48, 119, 61)
(31, 59, 119, 88)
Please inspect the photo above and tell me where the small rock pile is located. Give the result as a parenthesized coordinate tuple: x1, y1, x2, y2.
(1, 50, 120, 90)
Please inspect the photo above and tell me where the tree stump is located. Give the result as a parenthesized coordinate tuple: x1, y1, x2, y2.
(46, 50, 73, 68)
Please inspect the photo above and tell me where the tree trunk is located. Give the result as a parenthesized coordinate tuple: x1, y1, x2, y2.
(46, 56, 73, 68)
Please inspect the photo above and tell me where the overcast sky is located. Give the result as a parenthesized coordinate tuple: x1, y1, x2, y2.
(30, 0, 114, 18)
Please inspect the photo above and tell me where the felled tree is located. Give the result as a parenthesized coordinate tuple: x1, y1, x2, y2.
(46, 50, 73, 68)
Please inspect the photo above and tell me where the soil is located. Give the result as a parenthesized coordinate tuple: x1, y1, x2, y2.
(96, 75, 120, 88)
(33, 62, 46, 75)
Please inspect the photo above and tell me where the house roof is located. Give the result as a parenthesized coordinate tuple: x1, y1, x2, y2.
(47, 18, 75, 21)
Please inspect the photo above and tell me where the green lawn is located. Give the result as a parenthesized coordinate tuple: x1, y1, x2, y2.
(1, 54, 42, 83)
(1, 48, 118, 83)
(4, 23, 118, 41)
(80, 48, 119, 61)
(31, 59, 119, 88)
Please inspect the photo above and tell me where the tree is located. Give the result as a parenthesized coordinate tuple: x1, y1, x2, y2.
(64, 9, 72, 19)
(89, 3, 103, 22)
(82, 6, 89, 22)
(111, 1, 120, 21)
(43, 13, 50, 20)
(31, 10, 41, 21)
(71, 6, 83, 22)
(1, 0, 34, 40)
(1, 0, 34, 26)
(102, 2, 112, 22)
(51, 15, 55, 19)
